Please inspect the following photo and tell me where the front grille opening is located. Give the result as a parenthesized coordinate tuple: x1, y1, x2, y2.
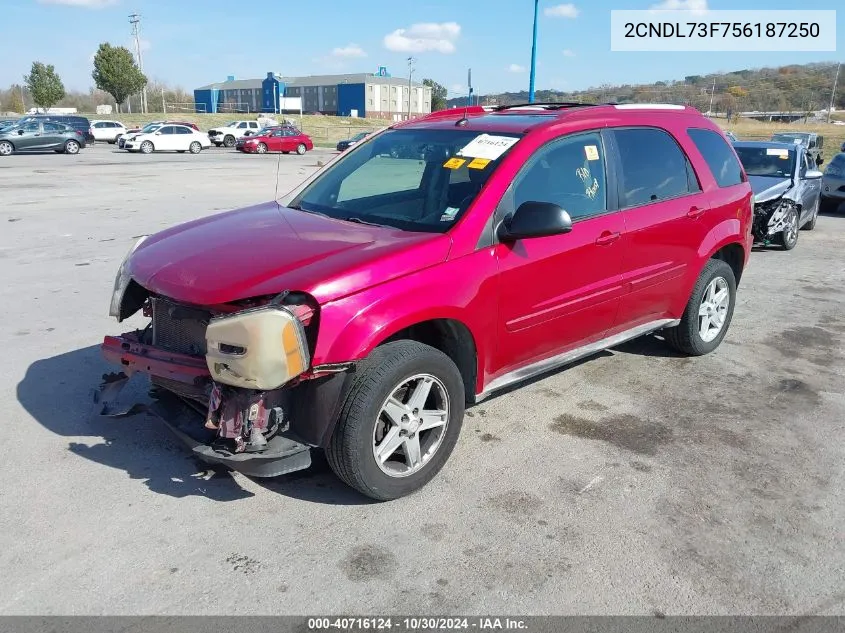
(151, 298, 210, 357)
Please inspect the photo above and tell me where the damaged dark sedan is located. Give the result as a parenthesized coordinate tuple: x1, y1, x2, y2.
(733, 141, 823, 250)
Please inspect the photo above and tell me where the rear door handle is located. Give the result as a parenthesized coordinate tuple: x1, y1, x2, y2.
(687, 206, 705, 219)
(595, 231, 621, 246)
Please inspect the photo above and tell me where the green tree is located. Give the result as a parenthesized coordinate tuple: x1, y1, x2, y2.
(7, 86, 25, 113)
(24, 62, 65, 110)
(423, 78, 448, 112)
(92, 43, 147, 112)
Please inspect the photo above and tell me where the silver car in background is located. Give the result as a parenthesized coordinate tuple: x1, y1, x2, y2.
(821, 152, 845, 213)
(733, 141, 823, 250)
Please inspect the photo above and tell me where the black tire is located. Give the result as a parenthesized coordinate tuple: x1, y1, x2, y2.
(326, 340, 465, 501)
(296, 143, 307, 155)
(213, 142, 222, 147)
(223, 135, 236, 148)
(63, 140, 80, 155)
(664, 258, 737, 356)
(256, 142, 267, 154)
(777, 206, 799, 250)
(189, 141, 202, 154)
(282, 151, 290, 154)
(140, 141, 154, 154)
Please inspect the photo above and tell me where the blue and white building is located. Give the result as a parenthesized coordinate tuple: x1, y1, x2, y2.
(193, 68, 432, 119)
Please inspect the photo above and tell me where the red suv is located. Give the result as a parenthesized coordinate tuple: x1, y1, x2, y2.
(100, 103, 753, 501)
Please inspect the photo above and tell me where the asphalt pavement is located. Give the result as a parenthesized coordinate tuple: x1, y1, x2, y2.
(0, 143, 843, 616)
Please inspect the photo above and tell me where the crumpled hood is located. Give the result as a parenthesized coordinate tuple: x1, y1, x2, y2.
(748, 175, 793, 203)
(127, 201, 450, 306)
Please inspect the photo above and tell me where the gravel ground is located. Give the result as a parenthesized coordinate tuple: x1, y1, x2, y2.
(0, 144, 843, 616)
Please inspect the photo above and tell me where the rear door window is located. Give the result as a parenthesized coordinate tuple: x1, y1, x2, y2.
(687, 128, 744, 188)
(612, 127, 697, 208)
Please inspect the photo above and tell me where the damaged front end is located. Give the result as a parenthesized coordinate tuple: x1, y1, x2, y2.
(751, 195, 798, 246)
(97, 253, 347, 477)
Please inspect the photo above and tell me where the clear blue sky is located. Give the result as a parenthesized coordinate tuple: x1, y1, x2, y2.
(3, 0, 842, 98)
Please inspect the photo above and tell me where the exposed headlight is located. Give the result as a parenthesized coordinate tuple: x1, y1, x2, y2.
(109, 235, 148, 319)
(205, 305, 311, 390)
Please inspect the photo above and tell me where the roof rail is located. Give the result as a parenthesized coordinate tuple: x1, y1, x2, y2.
(613, 103, 688, 110)
(493, 102, 596, 111)
(419, 106, 487, 121)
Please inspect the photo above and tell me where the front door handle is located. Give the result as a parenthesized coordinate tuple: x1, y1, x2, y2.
(687, 206, 705, 219)
(596, 231, 621, 246)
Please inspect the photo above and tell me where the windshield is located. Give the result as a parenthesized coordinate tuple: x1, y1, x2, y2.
(141, 123, 161, 133)
(735, 146, 796, 178)
(824, 154, 845, 176)
(287, 128, 522, 233)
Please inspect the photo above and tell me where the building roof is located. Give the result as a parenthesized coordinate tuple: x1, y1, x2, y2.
(196, 73, 426, 91)
(195, 78, 263, 91)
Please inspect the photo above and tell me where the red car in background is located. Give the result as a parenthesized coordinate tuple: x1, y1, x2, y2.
(237, 126, 314, 154)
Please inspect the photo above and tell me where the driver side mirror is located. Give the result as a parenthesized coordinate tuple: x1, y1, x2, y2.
(17, 129, 24, 135)
(805, 169, 823, 180)
(497, 201, 573, 242)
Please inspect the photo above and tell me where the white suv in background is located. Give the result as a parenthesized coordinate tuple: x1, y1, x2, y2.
(90, 120, 128, 144)
(207, 120, 261, 147)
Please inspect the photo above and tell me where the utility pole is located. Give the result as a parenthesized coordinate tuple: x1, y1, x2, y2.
(129, 13, 147, 114)
(708, 77, 716, 116)
(161, 87, 166, 114)
(407, 56, 415, 119)
(828, 62, 841, 124)
(528, 0, 539, 103)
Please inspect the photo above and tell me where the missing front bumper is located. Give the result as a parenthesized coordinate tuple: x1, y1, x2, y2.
(93, 372, 312, 479)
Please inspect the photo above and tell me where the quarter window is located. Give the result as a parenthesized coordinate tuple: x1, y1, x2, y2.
(687, 128, 744, 188)
(512, 132, 608, 220)
(613, 128, 696, 207)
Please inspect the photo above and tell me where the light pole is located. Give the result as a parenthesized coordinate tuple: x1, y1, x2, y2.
(407, 56, 415, 119)
(129, 13, 147, 114)
(827, 62, 841, 124)
(528, 0, 539, 103)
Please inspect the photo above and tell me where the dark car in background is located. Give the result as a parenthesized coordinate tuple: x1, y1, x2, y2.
(21, 115, 93, 142)
(733, 141, 823, 249)
(336, 131, 370, 152)
(821, 152, 845, 213)
(770, 131, 824, 166)
(0, 119, 86, 156)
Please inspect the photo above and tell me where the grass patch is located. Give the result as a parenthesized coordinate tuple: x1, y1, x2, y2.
(715, 117, 845, 161)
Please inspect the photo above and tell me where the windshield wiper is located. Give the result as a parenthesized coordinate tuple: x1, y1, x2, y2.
(344, 216, 388, 228)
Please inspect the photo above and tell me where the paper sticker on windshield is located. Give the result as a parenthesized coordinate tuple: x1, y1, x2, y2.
(468, 157, 491, 170)
(584, 145, 600, 161)
(457, 134, 519, 160)
(440, 207, 460, 222)
(767, 148, 789, 157)
(443, 157, 466, 169)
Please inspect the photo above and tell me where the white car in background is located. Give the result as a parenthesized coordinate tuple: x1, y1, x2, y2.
(90, 120, 127, 144)
(123, 124, 212, 154)
(207, 120, 261, 147)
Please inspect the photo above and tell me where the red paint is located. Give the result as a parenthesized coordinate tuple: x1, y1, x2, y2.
(108, 104, 752, 397)
(238, 130, 314, 154)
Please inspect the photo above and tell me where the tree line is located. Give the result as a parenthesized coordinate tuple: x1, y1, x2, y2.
(1, 43, 149, 114)
(446, 62, 844, 116)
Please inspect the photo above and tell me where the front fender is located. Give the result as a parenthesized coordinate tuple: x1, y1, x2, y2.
(311, 250, 499, 394)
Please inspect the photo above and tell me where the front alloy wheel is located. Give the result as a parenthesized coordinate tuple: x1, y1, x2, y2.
(256, 142, 267, 154)
(372, 374, 450, 478)
(779, 207, 799, 250)
(327, 340, 465, 501)
(140, 141, 154, 154)
(0, 141, 13, 156)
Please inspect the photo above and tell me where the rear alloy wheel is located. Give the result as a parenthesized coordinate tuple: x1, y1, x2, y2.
(664, 258, 736, 356)
(223, 135, 236, 148)
(189, 141, 202, 154)
(0, 141, 13, 156)
(296, 143, 307, 155)
(64, 140, 80, 155)
(778, 207, 799, 250)
(140, 141, 154, 154)
(256, 142, 268, 154)
(326, 340, 465, 501)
